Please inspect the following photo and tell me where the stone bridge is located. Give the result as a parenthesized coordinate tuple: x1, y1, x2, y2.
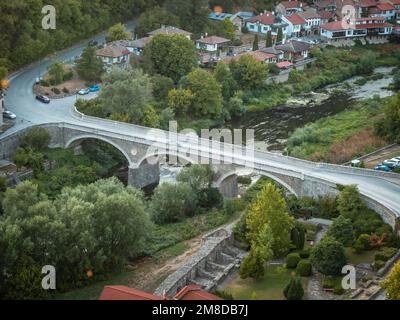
(1, 120, 400, 233)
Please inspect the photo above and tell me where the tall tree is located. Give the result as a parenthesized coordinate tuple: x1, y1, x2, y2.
(106, 23, 132, 43)
(337, 185, 364, 221)
(143, 34, 197, 82)
(246, 183, 294, 257)
(230, 55, 268, 90)
(214, 62, 237, 101)
(181, 68, 223, 118)
(76, 47, 104, 82)
(266, 31, 273, 47)
(382, 260, 400, 300)
(47, 61, 65, 85)
(239, 248, 265, 280)
(165, 0, 210, 35)
(326, 215, 355, 246)
(135, 7, 181, 38)
(276, 28, 283, 44)
(253, 34, 259, 51)
(284, 276, 304, 300)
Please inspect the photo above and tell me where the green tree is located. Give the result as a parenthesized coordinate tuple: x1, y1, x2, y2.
(76, 46, 104, 82)
(226, 91, 245, 118)
(47, 61, 65, 85)
(143, 34, 197, 82)
(310, 236, 347, 276)
(246, 183, 294, 257)
(168, 88, 194, 115)
(21, 127, 51, 151)
(337, 185, 364, 221)
(239, 248, 265, 280)
(376, 94, 400, 142)
(98, 68, 154, 124)
(230, 55, 268, 90)
(151, 75, 174, 104)
(221, 19, 236, 40)
(253, 34, 259, 51)
(327, 215, 355, 246)
(150, 182, 198, 223)
(381, 259, 400, 300)
(135, 7, 181, 38)
(266, 31, 273, 47)
(291, 221, 305, 250)
(276, 28, 283, 44)
(181, 68, 223, 118)
(252, 223, 274, 262)
(283, 276, 304, 300)
(142, 105, 161, 128)
(214, 62, 237, 101)
(176, 164, 214, 193)
(106, 23, 132, 43)
(165, 0, 210, 34)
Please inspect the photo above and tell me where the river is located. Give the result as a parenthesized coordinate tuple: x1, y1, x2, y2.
(158, 67, 395, 182)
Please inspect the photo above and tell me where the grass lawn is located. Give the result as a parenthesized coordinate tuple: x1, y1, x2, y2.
(224, 265, 308, 300)
(345, 247, 378, 265)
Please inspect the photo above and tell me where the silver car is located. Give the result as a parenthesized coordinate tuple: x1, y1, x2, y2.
(3, 110, 17, 120)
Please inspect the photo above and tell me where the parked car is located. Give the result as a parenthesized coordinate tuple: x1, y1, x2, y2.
(36, 95, 50, 104)
(89, 85, 101, 92)
(78, 88, 90, 95)
(383, 160, 399, 169)
(374, 164, 392, 172)
(3, 110, 16, 120)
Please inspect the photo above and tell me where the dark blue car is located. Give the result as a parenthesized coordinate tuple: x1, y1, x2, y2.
(374, 164, 391, 172)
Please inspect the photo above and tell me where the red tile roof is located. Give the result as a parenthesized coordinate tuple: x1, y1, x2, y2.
(276, 61, 293, 68)
(284, 13, 307, 25)
(318, 10, 335, 20)
(248, 12, 276, 25)
(320, 20, 351, 30)
(99, 286, 165, 300)
(174, 285, 223, 301)
(359, 0, 377, 7)
(99, 285, 222, 301)
(96, 44, 130, 58)
(389, 0, 400, 5)
(376, 2, 396, 10)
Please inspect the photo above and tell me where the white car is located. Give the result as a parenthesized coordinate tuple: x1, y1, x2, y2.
(78, 88, 90, 95)
(3, 110, 17, 120)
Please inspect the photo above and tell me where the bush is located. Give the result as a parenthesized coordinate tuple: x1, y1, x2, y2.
(299, 249, 310, 259)
(375, 247, 398, 262)
(296, 260, 312, 277)
(373, 260, 386, 271)
(333, 283, 345, 295)
(212, 290, 234, 300)
(237, 176, 252, 185)
(63, 71, 73, 82)
(286, 253, 301, 269)
(311, 237, 347, 276)
(223, 199, 245, 215)
(21, 127, 51, 151)
(353, 234, 371, 253)
(322, 277, 335, 289)
(51, 87, 61, 94)
(283, 277, 304, 300)
(40, 79, 50, 87)
(198, 187, 223, 209)
(62, 87, 69, 94)
(326, 215, 355, 246)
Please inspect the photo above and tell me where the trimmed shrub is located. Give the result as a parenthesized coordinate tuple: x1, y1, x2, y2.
(353, 234, 371, 253)
(283, 277, 304, 300)
(296, 260, 312, 277)
(299, 249, 310, 259)
(286, 253, 301, 269)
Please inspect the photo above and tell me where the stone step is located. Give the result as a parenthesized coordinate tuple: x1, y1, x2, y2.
(197, 268, 218, 281)
(206, 261, 227, 273)
(219, 252, 235, 264)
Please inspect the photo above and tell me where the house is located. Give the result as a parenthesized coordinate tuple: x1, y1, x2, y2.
(275, 40, 310, 62)
(282, 14, 307, 37)
(196, 35, 231, 53)
(315, 0, 337, 13)
(208, 12, 233, 21)
(359, 0, 378, 17)
(262, 47, 285, 61)
(318, 10, 336, 24)
(388, 0, 400, 19)
(371, 3, 396, 20)
(245, 11, 289, 41)
(229, 11, 255, 32)
(298, 10, 322, 35)
(96, 44, 130, 66)
(320, 17, 393, 41)
(129, 37, 152, 56)
(99, 285, 222, 301)
(276, 1, 307, 16)
(147, 26, 192, 40)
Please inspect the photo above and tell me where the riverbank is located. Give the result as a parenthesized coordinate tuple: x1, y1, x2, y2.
(244, 43, 400, 113)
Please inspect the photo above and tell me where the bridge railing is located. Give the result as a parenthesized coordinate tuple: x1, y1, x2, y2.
(69, 107, 400, 183)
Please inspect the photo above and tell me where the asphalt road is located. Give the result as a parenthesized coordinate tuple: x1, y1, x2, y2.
(2, 20, 400, 220)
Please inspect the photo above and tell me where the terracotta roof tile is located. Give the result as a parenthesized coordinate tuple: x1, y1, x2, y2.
(196, 35, 231, 45)
(96, 44, 130, 58)
(248, 12, 276, 25)
(284, 13, 307, 25)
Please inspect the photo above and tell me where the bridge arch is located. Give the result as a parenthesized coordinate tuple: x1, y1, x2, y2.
(136, 151, 198, 169)
(216, 168, 300, 197)
(65, 134, 134, 167)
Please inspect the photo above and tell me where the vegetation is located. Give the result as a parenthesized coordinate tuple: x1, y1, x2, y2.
(287, 97, 385, 162)
(76, 47, 104, 83)
(106, 23, 132, 43)
(375, 94, 400, 143)
(135, 6, 180, 38)
(381, 260, 400, 300)
(310, 237, 347, 276)
(283, 276, 304, 300)
(285, 253, 301, 269)
(296, 260, 312, 277)
(230, 55, 268, 90)
(326, 215, 355, 247)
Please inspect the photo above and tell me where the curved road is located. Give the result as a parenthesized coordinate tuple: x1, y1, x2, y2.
(2, 22, 400, 222)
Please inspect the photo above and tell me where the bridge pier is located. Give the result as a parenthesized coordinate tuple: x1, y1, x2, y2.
(128, 162, 160, 189)
(218, 174, 239, 199)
